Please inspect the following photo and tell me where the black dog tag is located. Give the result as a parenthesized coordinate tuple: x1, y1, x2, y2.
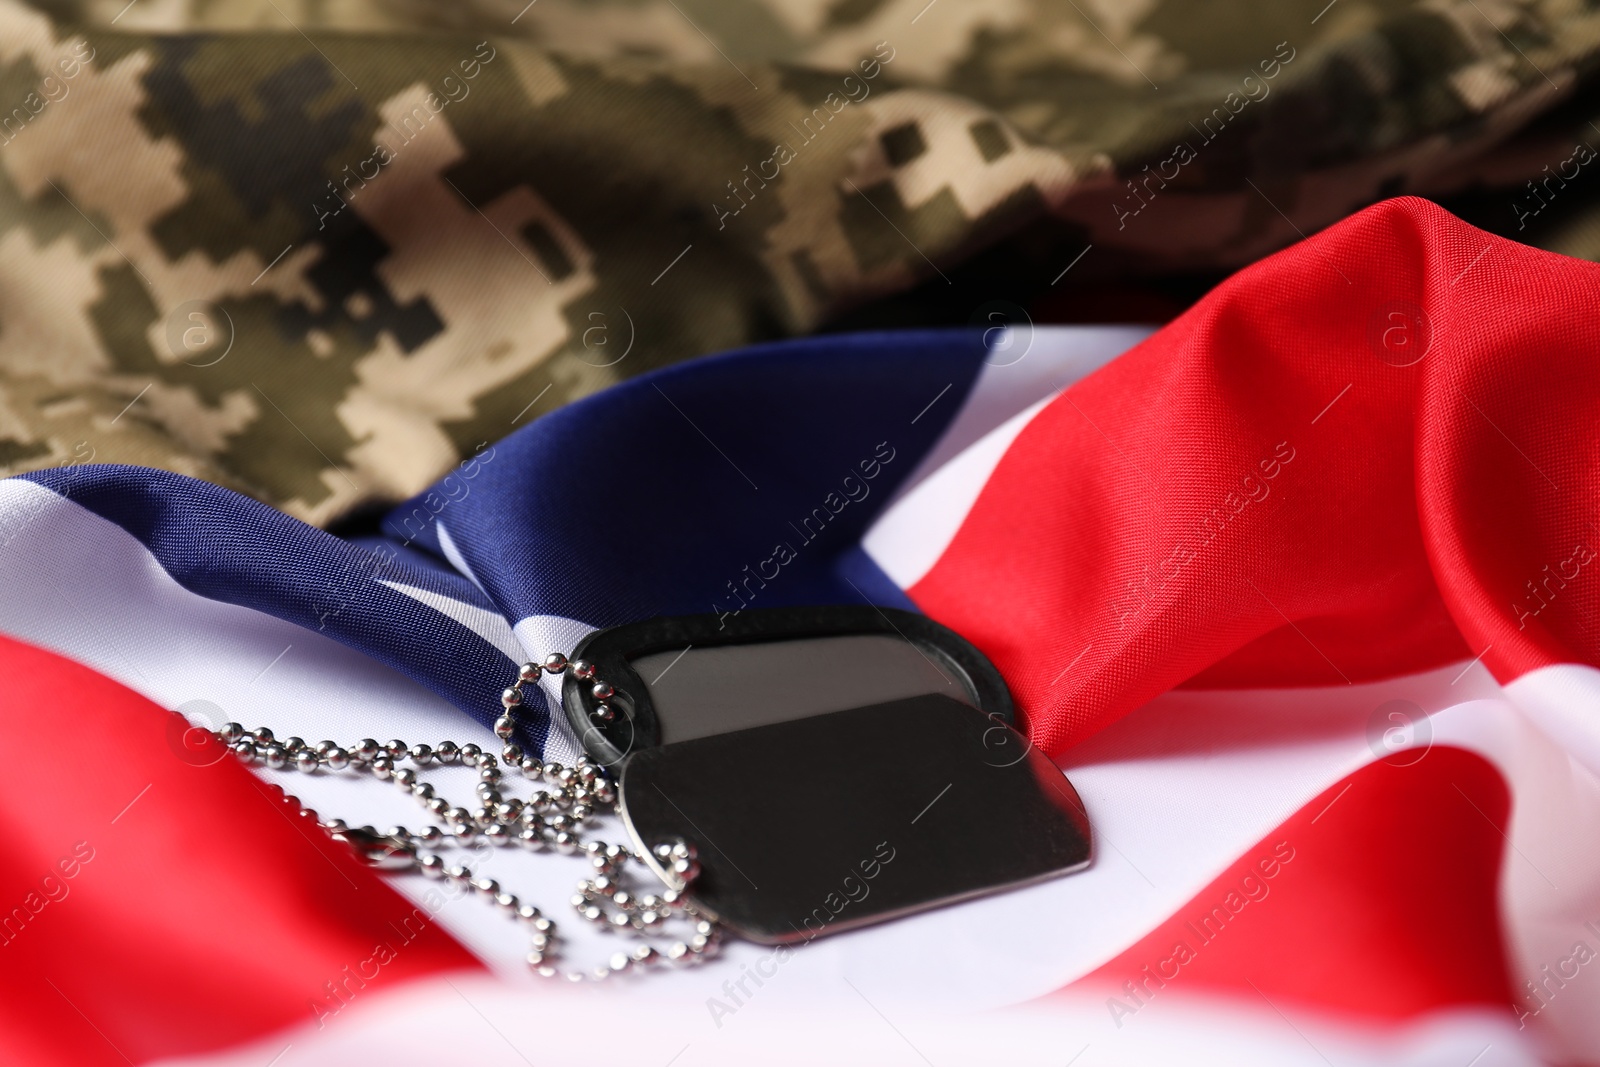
(563, 605, 1017, 762)
(564, 607, 1092, 941)
(618, 692, 1091, 943)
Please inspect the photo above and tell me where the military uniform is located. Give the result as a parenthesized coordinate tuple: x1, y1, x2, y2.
(0, 0, 1595, 521)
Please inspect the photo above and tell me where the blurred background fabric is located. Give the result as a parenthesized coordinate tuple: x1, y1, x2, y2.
(0, 0, 1597, 522)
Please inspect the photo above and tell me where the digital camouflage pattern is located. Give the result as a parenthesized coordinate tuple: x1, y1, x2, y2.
(0, 0, 1597, 521)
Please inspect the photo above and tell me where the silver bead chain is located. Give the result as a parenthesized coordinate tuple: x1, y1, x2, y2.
(213, 652, 723, 982)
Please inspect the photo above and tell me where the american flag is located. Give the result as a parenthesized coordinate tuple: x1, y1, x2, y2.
(0, 199, 1594, 1065)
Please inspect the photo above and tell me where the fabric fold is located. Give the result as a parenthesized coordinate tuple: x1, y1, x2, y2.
(906, 197, 1600, 755)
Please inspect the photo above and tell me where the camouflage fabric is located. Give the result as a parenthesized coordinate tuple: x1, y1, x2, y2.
(0, 0, 1597, 522)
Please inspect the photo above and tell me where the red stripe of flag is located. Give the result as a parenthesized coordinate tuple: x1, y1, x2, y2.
(911, 197, 1600, 754)
(0, 633, 481, 1065)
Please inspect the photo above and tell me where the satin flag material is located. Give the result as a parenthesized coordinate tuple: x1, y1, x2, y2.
(909, 196, 1600, 754)
(2, 198, 1599, 1063)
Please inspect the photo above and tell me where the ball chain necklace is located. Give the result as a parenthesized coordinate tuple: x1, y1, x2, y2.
(217, 653, 721, 983)
(211, 608, 1096, 978)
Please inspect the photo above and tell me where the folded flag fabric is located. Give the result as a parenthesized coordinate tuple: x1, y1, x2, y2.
(2, 197, 1600, 1063)
(3, 0, 1600, 525)
(0, 634, 482, 1066)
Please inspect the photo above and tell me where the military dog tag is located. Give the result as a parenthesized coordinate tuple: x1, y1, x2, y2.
(618, 693, 1091, 942)
(562, 605, 1018, 763)
(564, 607, 1092, 942)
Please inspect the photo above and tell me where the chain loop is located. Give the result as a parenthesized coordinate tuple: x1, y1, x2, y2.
(215, 655, 722, 981)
